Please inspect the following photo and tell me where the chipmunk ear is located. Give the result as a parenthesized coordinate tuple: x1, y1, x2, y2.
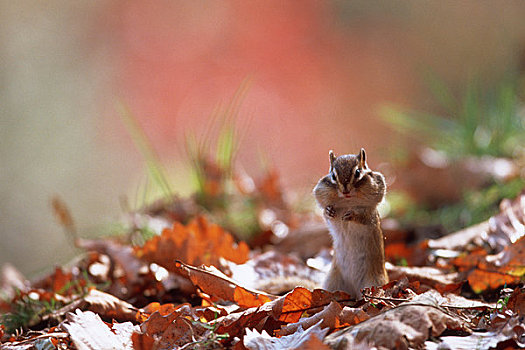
(359, 148, 368, 168)
(329, 150, 336, 171)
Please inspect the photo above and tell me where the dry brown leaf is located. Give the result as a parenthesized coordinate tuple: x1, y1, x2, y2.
(210, 286, 357, 342)
(384, 242, 428, 266)
(46, 289, 137, 324)
(437, 314, 525, 349)
(175, 261, 276, 307)
(154, 317, 196, 349)
(131, 332, 155, 350)
(213, 302, 276, 340)
(427, 221, 490, 251)
(134, 216, 249, 272)
(278, 301, 343, 336)
(61, 309, 138, 350)
(139, 304, 196, 336)
(507, 287, 525, 315)
(278, 300, 369, 337)
(325, 291, 468, 350)
(339, 306, 371, 327)
(486, 192, 525, 251)
(244, 320, 329, 350)
(32, 266, 77, 296)
(228, 251, 323, 295)
(138, 302, 228, 349)
(83, 289, 137, 322)
(386, 264, 462, 293)
(451, 238, 525, 293)
(276, 287, 355, 323)
(140, 302, 178, 318)
(427, 192, 525, 294)
(75, 238, 143, 286)
(0, 332, 69, 350)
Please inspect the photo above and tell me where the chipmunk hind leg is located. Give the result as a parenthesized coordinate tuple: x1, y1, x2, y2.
(323, 264, 358, 299)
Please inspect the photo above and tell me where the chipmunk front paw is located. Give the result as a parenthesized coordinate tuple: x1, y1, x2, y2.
(324, 205, 336, 219)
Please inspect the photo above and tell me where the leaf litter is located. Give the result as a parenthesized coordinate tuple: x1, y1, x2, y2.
(1, 161, 525, 349)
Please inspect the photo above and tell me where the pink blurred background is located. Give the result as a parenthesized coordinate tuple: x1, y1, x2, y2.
(2, 1, 525, 275)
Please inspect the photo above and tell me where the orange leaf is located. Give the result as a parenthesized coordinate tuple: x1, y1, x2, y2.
(134, 216, 249, 271)
(277, 287, 354, 323)
(131, 332, 155, 350)
(450, 237, 525, 293)
(175, 261, 276, 307)
(467, 269, 520, 294)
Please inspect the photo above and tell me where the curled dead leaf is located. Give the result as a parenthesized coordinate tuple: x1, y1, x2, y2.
(175, 261, 276, 307)
(325, 291, 469, 349)
(61, 309, 138, 350)
(244, 320, 329, 350)
(276, 287, 355, 323)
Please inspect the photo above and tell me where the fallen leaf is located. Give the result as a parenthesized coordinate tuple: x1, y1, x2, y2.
(61, 309, 138, 350)
(276, 287, 355, 323)
(175, 261, 276, 307)
(427, 221, 490, 251)
(154, 317, 197, 349)
(48, 289, 138, 324)
(325, 291, 469, 349)
(140, 304, 194, 336)
(244, 320, 329, 350)
(277, 300, 370, 337)
(213, 302, 276, 340)
(436, 314, 525, 349)
(451, 238, 525, 293)
(0, 332, 69, 350)
(82, 289, 138, 322)
(278, 301, 343, 336)
(131, 332, 155, 350)
(486, 193, 525, 251)
(428, 191, 525, 259)
(228, 251, 323, 295)
(75, 238, 144, 286)
(137, 302, 227, 349)
(135, 216, 250, 272)
(386, 264, 462, 293)
(507, 287, 525, 315)
(384, 242, 428, 266)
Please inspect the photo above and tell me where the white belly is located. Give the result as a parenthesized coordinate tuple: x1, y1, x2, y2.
(326, 219, 372, 295)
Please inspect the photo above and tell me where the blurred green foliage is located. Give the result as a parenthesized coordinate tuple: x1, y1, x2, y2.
(382, 75, 525, 232)
(381, 76, 524, 159)
(388, 177, 525, 232)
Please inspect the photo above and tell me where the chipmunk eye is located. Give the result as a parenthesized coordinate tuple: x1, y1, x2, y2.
(354, 168, 361, 178)
(330, 172, 337, 183)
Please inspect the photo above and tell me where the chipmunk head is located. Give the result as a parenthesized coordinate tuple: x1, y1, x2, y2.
(328, 148, 370, 198)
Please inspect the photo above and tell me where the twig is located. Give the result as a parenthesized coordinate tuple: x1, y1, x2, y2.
(362, 293, 496, 311)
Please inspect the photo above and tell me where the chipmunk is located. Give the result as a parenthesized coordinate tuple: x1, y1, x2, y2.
(313, 148, 388, 298)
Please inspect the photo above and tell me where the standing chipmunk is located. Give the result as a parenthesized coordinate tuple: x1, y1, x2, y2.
(313, 148, 388, 298)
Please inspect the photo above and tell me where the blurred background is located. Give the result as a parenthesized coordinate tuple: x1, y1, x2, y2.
(2, 1, 525, 276)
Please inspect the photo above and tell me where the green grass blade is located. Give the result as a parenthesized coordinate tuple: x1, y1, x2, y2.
(116, 102, 173, 201)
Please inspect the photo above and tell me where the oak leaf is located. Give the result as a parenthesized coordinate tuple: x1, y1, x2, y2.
(61, 309, 138, 350)
(325, 291, 468, 349)
(244, 320, 329, 350)
(134, 216, 249, 272)
(175, 261, 276, 307)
